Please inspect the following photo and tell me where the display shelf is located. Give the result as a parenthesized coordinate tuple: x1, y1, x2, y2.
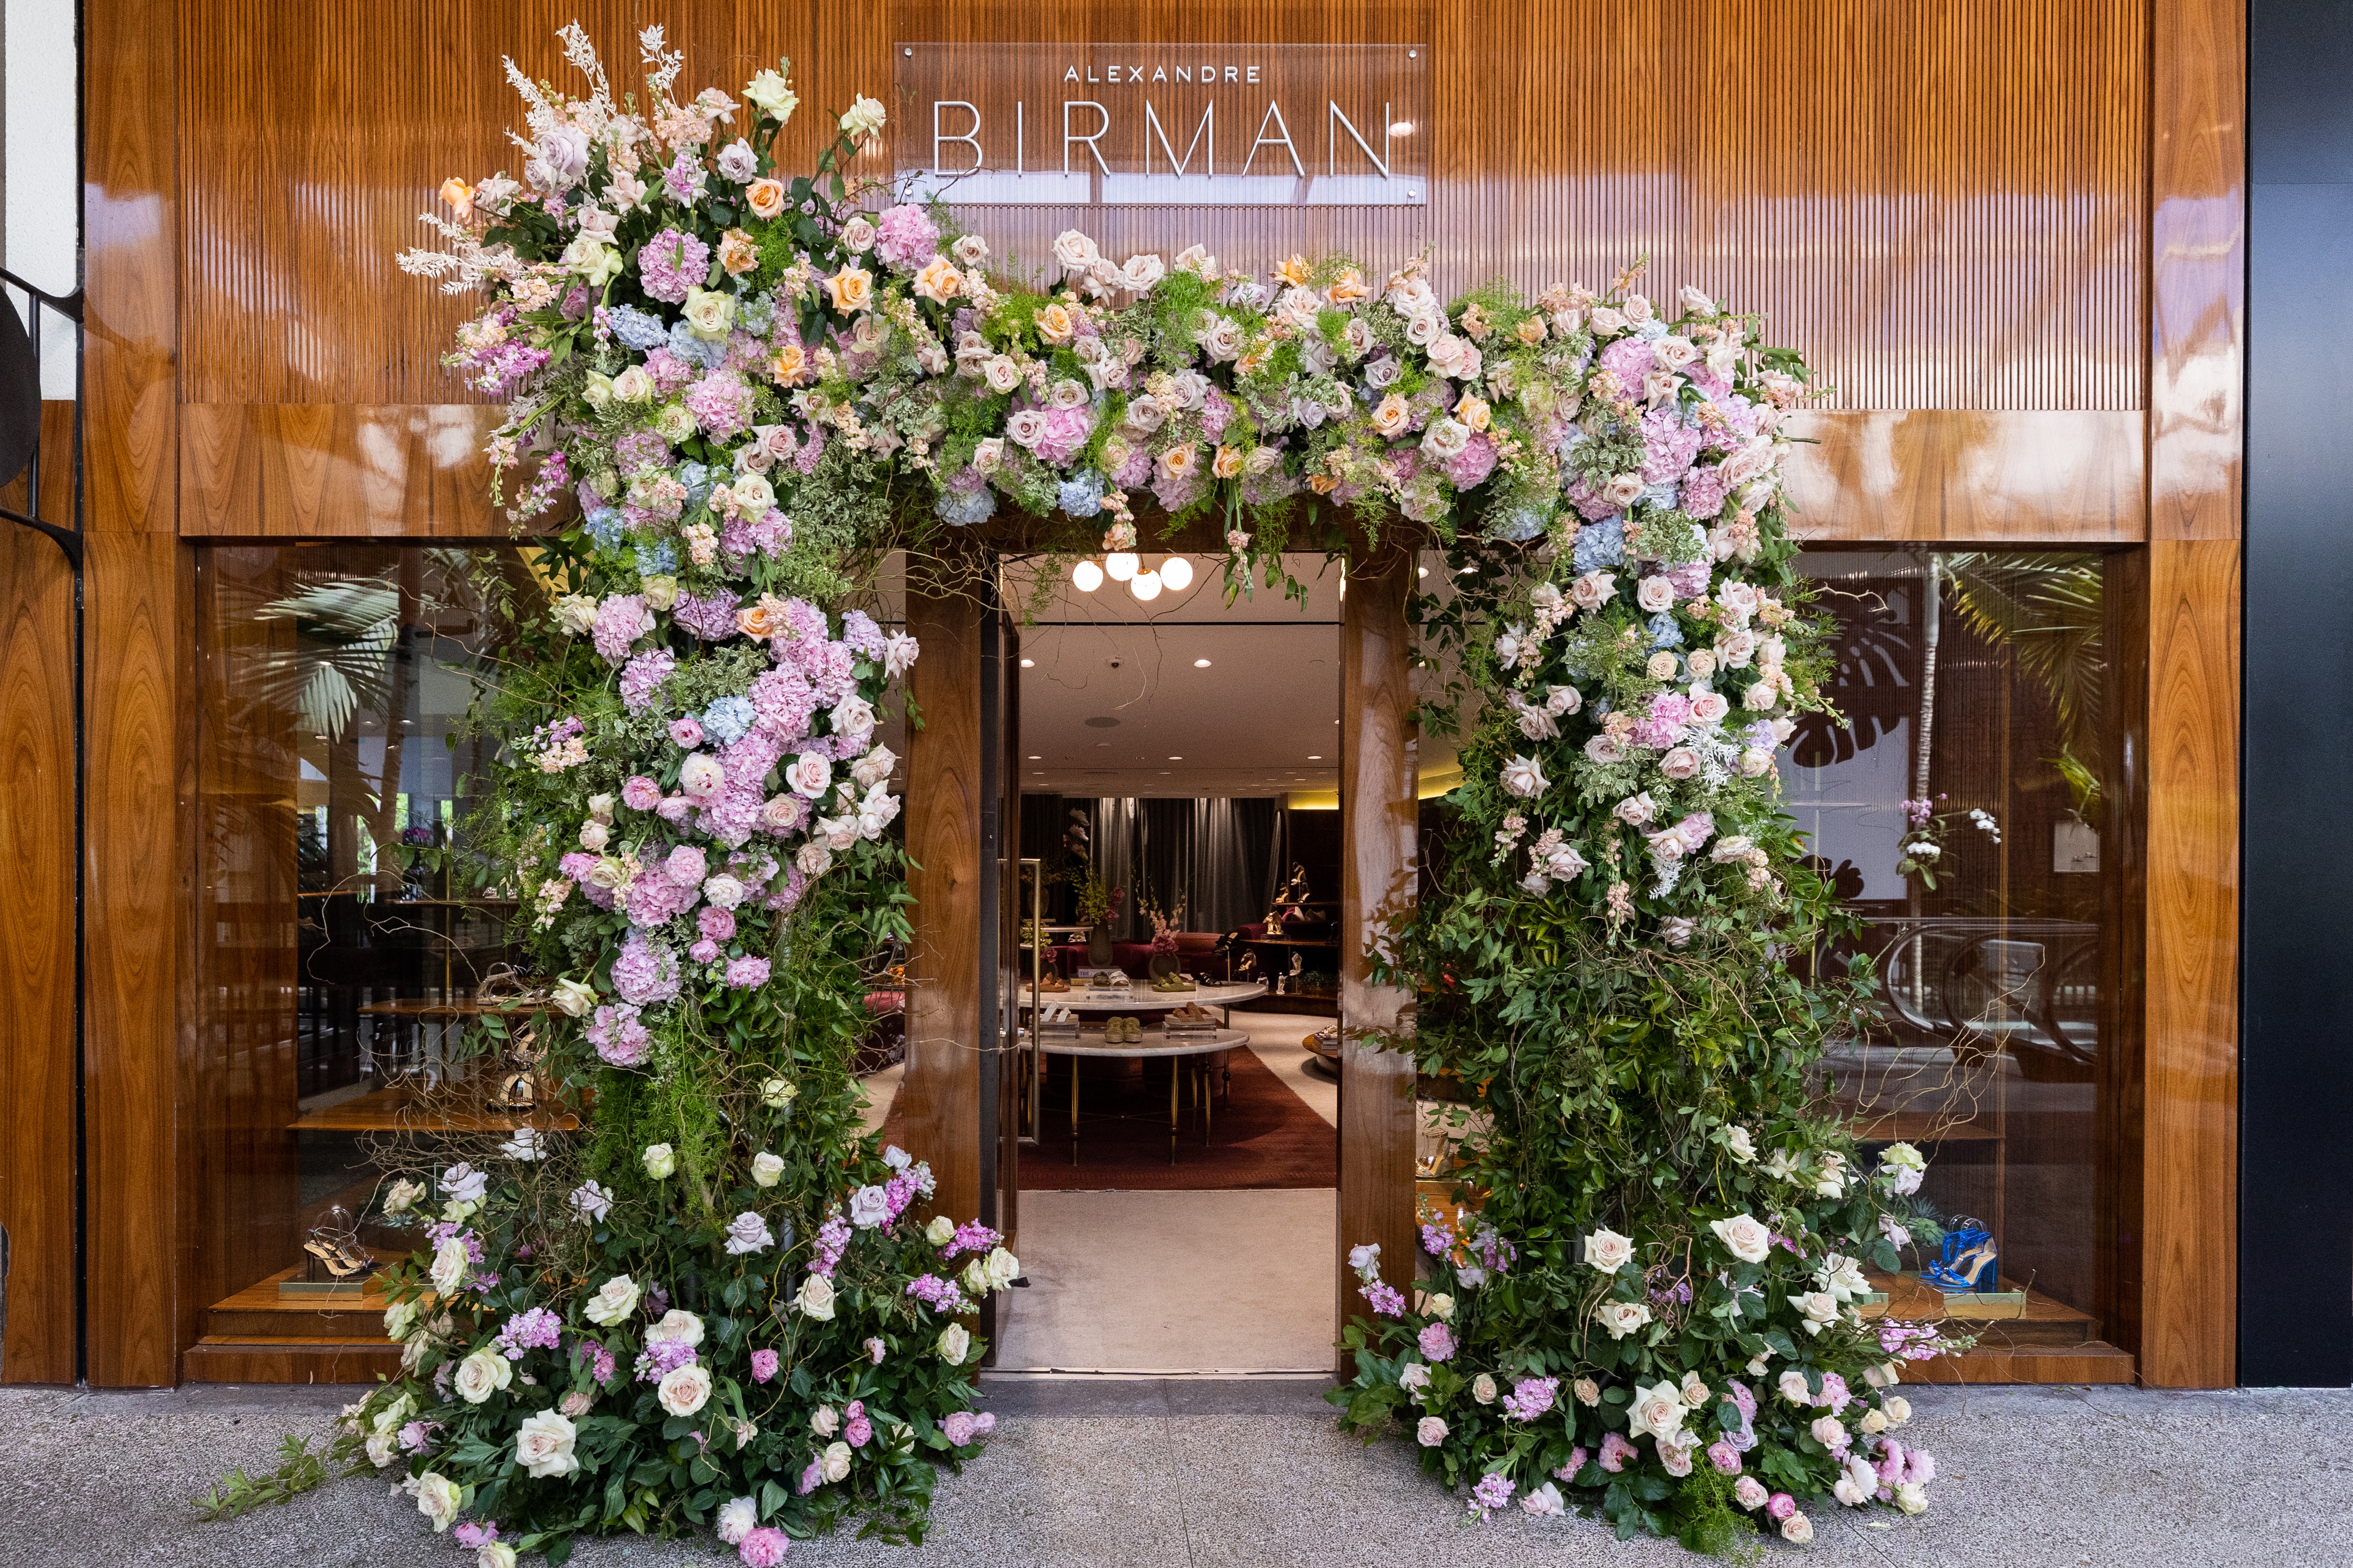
(1864, 1270, 2104, 1350)
(291, 1082, 582, 1133)
(207, 1262, 401, 1339)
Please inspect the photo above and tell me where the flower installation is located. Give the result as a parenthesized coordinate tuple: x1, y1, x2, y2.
(293, 19, 1962, 1559)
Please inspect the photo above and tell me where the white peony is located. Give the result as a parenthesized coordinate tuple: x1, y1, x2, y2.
(657, 1363, 713, 1417)
(717, 1495, 758, 1545)
(514, 1410, 580, 1478)
(582, 1273, 640, 1327)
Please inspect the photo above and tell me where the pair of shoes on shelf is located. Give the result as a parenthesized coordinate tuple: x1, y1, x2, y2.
(1923, 1218, 2000, 1292)
(1102, 1016, 1143, 1044)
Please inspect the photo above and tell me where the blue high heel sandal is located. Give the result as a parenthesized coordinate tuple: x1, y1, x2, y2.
(1924, 1220, 1998, 1292)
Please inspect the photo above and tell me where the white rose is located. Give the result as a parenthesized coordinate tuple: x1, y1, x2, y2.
(1592, 1300, 1653, 1339)
(1584, 1227, 1635, 1271)
(1680, 1370, 1711, 1407)
(1472, 1374, 1498, 1404)
(1894, 1482, 1928, 1515)
(575, 818, 609, 852)
(415, 1471, 462, 1532)
(365, 1432, 396, 1469)
(429, 1237, 470, 1296)
(751, 1151, 785, 1187)
(551, 976, 597, 1016)
(658, 1363, 713, 1417)
(682, 286, 735, 339)
(514, 1409, 580, 1477)
(1724, 1125, 1756, 1163)
(1499, 755, 1548, 799)
(642, 1143, 677, 1180)
(762, 1077, 797, 1109)
(787, 753, 831, 797)
(1789, 1290, 1842, 1334)
(743, 67, 800, 123)
(1859, 1407, 1889, 1435)
(797, 1272, 837, 1321)
(1425, 1292, 1455, 1321)
(382, 1178, 425, 1215)
(985, 1247, 1021, 1291)
(1416, 1415, 1448, 1447)
(810, 1404, 841, 1437)
(1052, 229, 1101, 274)
(820, 1439, 853, 1482)
(1399, 1363, 1431, 1399)
(1709, 1213, 1773, 1264)
(583, 1274, 641, 1327)
(938, 1323, 971, 1365)
(1885, 1395, 1913, 1424)
(1627, 1380, 1688, 1442)
(1811, 1414, 1848, 1449)
(383, 1300, 419, 1342)
(1742, 681, 1778, 712)
(646, 1309, 706, 1349)
(796, 843, 833, 878)
(1636, 576, 1676, 613)
(454, 1346, 513, 1405)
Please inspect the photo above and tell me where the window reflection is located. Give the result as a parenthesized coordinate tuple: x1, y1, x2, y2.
(195, 544, 533, 1330)
(1784, 551, 2111, 1338)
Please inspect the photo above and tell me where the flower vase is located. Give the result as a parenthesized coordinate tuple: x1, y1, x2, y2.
(1149, 951, 1179, 981)
(1087, 924, 1115, 969)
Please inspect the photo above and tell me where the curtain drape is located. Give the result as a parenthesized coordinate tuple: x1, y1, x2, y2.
(1065, 796, 1280, 937)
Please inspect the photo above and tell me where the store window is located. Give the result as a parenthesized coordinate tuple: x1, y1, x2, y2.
(1784, 550, 2114, 1340)
(192, 543, 535, 1326)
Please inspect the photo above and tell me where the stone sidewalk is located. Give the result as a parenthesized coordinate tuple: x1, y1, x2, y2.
(0, 1377, 2345, 1566)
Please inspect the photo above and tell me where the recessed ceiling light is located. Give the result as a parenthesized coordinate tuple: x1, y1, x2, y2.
(1168, 756, 1183, 761)
(1028, 755, 1041, 760)
(1308, 755, 1322, 761)
(1193, 658, 1212, 668)
(1019, 657, 1035, 667)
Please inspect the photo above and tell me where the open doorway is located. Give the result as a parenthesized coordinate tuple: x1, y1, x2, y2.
(988, 552, 1348, 1373)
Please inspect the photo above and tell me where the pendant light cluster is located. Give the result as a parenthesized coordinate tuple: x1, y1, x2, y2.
(1070, 552, 1196, 601)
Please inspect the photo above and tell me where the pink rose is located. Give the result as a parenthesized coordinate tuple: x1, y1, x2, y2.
(1660, 746, 1701, 780)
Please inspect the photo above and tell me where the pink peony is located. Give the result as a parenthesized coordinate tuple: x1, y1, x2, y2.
(670, 716, 706, 748)
(941, 1410, 981, 1445)
(1766, 1491, 1796, 1521)
(1416, 1322, 1456, 1362)
(1557, 1446, 1588, 1481)
(1599, 1432, 1639, 1472)
(1707, 1440, 1742, 1474)
(666, 845, 709, 886)
(690, 938, 720, 963)
(737, 1525, 790, 1566)
(699, 906, 738, 943)
(622, 775, 663, 811)
(749, 1347, 779, 1384)
(724, 956, 772, 989)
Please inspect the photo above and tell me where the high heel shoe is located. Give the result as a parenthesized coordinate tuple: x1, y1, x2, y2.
(1924, 1225, 1999, 1292)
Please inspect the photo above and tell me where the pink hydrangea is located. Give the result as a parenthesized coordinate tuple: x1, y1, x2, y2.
(873, 204, 940, 268)
(1640, 407, 1703, 484)
(699, 906, 737, 943)
(642, 346, 697, 396)
(674, 591, 742, 641)
(1680, 463, 1732, 519)
(749, 666, 818, 737)
(686, 372, 756, 439)
(1442, 434, 1499, 489)
(611, 932, 680, 1005)
(619, 650, 676, 712)
(724, 956, 772, 989)
(637, 229, 708, 304)
(591, 595, 653, 663)
(1028, 406, 1095, 466)
(1599, 335, 1656, 383)
(626, 871, 697, 928)
(587, 1003, 650, 1067)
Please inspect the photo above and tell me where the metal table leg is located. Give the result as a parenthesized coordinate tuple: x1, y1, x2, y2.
(1168, 1056, 1178, 1165)
(1069, 1054, 1079, 1165)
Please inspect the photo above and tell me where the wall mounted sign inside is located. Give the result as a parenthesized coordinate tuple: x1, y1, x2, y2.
(893, 43, 1427, 206)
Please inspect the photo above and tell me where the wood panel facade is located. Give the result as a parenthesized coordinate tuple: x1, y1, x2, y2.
(34, 0, 2241, 1385)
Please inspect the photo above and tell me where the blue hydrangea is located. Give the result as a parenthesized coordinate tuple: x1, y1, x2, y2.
(679, 462, 712, 510)
(1574, 516, 1625, 572)
(583, 507, 627, 552)
(668, 320, 727, 371)
(736, 291, 776, 335)
(608, 305, 669, 352)
(634, 541, 678, 576)
(701, 695, 757, 745)
(1486, 507, 1547, 543)
(937, 485, 997, 526)
(1642, 481, 1680, 512)
(1647, 612, 1684, 650)
(1636, 318, 1670, 341)
(1057, 470, 1105, 519)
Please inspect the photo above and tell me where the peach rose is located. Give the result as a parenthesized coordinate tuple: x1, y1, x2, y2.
(915, 257, 964, 304)
(718, 227, 759, 277)
(1213, 445, 1245, 479)
(738, 602, 777, 640)
(1276, 254, 1313, 287)
(438, 177, 475, 220)
(1513, 315, 1547, 345)
(827, 267, 873, 313)
(1324, 267, 1368, 304)
(1036, 303, 1076, 345)
(1370, 394, 1412, 440)
(1454, 394, 1491, 433)
(769, 344, 808, 386)
(1159, 443, 1198, 478)
(744, 177, 786, 220)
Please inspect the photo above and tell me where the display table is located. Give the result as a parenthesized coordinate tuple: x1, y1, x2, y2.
(1025, 978, 1266, 1018)
(1038, 1028, 1249, 1164)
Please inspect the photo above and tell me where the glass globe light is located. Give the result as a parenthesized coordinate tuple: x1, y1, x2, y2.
(1160, 556, 1195, 592)
(1105, 552, 1139, 582)
(1071, 559, 1104, 592)
(1129, 569, 1163, 601)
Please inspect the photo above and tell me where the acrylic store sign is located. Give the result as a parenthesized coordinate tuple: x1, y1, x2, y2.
(892, 43, 1427, 205)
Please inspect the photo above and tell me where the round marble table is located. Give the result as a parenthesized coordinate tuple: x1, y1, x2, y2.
(1025, 978, 1266, 1019)
(1037, 1027, 1250, 1164)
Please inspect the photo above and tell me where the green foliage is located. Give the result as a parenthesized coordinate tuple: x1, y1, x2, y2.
(195, 1436, 333, 1522)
